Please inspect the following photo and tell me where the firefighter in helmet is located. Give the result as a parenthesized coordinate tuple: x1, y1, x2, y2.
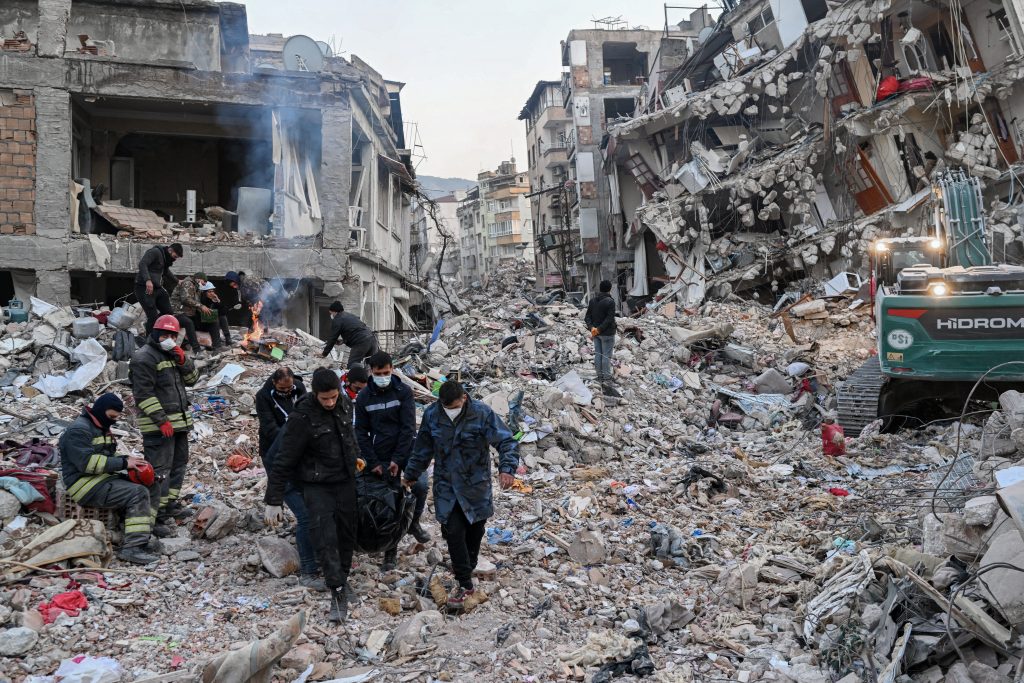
(59, 393, 161, 565)
(130, 315, 200, 535)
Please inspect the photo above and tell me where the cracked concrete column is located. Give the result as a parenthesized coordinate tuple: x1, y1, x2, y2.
(34, 87, 72, 239)
(36, 267, 70, 302)
(37, 0, 71, 58)
(320, 100, 353, 251)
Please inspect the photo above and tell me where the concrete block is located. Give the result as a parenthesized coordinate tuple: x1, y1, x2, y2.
(963, 496, 999, 527)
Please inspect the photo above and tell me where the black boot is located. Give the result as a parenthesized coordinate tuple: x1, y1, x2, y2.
(409, 520, 430, 544)
(381, 548, 397, 573)
(328, 587, 348, 623)
(117, 545, 160, 565)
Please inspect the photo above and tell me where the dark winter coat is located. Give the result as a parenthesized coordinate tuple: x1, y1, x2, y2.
(584, 292, 617, 337)
(322, 312, 375, 357)
(264, 393, 359, 506)
(136, 246, 174, 289)
(129, 340, 199, 435)
(255, 376, 308, 458)
(353, 376, 416, 471)
(59, 411, 127, 503)
(404, 399, 519, 525)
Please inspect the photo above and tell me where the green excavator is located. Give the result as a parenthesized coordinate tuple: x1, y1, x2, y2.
(837, 169, 1024, 435)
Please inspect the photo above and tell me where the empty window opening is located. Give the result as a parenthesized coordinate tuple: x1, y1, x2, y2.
(602, 43, 648, 86)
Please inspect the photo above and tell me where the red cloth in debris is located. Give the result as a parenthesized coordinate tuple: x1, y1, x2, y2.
(0, 468, 56, 514)
(876, 75, 899, 102)
(821, 423, 846, 456)
(38, 590, 88, 623)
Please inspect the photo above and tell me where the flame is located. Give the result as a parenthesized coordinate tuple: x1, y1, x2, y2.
(241, 301, 264, 345)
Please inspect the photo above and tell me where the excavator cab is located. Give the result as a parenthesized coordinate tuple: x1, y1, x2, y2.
(872, 236, 946, 289)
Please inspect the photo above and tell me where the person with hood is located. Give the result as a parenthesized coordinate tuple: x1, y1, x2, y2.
(353, 352, 429, 572)
(584, 280, 618, 389)
(225, 271, 266, 329)
(135, 243, 183, 334)
(264, 368, 361, 623)
(321, 301, 379, 368)
(257, 367, 325, 591)
(59, 393, 160, 565)
(403, 380, 519, 612)
(130, 315, 199, 533)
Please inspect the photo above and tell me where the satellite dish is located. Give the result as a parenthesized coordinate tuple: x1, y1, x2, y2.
(282, 35, 324, 72)
(697, 26, 715, 45)
(316, 40, 333, 58)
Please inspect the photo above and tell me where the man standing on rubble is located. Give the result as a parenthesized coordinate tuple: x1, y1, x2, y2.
(225, 271, 266, 328)
(196, 279, 232, 350)
(168, 271, 206, 353)
(403, 380, 519, 612)
(135, 242, 183, 334)
(584, 280, 618, 391)
(130, 314, 200, 534)
(353, 351, 430, 572)
(59, 393, 160, 565)
(264, 368, 360, 623)
(321, 301, 380, 368)
(257, 367, 325, 591)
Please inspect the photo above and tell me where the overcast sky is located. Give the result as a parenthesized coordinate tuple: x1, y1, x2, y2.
(241, 0, 671, 183)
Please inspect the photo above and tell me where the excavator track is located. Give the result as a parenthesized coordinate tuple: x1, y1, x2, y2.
(837, 357, 884, 437)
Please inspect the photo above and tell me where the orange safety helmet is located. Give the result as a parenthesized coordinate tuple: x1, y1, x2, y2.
(128, 461, 156, 487)
(153, 315, 181, 333)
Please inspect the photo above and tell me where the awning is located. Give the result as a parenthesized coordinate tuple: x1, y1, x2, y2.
(379, 154, 416, 192)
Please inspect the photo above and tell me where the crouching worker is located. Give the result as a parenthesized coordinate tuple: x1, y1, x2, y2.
(403, 380, 519, 612)
(264, 368, 360, 623)
(59, 393, 160, 565)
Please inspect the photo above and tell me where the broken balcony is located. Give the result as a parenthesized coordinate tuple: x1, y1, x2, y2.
(70, 96, 324, 241)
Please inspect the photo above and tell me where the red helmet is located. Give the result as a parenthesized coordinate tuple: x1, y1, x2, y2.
(128, 461, 156, 487)
(153, 315, 181, 333)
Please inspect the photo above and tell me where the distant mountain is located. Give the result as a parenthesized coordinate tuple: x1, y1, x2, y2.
(417, 175, 475, 199)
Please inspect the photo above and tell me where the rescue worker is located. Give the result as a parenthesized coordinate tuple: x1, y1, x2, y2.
(135, 243, 183, 334)
(130, 314, 199, 533)
(59, 393, 160, 565)
(403, 380, 519, 612)
(265, 368, 360, 623)
(255, 367, 307, 459)
(225, 270, 266, 329)
(353, 352, 429, 573)
(168, 271, 205, 353)
(257, 367, 325, 591)
(341, 365, 368, 401)
(321, 301, 379, 368)
(584, 279, 617, 392)
(197, 279, 233, 348)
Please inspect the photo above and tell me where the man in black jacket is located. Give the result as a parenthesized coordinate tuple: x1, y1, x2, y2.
(135, 243, 183, 334)
(584, 280, 618, 389)
(264, 368, 360, 623)
(353, 351, 429, 571)
(255, 367, 307, 459)
(321, 301, 380, 368)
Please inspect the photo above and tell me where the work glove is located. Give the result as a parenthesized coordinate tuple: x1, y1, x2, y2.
(264, 505, 284, 527)
(171, 346, 186, 366)
(590, 327, 599, 338)
(159, 421, 175, 438)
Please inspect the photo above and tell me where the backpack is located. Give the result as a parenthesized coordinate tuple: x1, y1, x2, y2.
(355, 474, 415, 553)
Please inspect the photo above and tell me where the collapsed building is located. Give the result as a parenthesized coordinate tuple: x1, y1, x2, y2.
(0, 0, 422, 335)
(604, 0, 1024, 307)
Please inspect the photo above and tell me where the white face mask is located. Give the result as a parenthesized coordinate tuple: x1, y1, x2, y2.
(444, 405, 462, 422)
(372, 374, 391, 388)
(159, 337, 177, 351)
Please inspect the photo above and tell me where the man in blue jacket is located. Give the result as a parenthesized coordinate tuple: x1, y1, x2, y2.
(353, 351, 429, 571)
(403, 380, 519, 612)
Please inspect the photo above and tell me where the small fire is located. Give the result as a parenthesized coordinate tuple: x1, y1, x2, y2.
(241, 301, 264, 345)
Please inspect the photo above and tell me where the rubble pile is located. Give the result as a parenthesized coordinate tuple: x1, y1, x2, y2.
(0, 276, 1022, 682)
